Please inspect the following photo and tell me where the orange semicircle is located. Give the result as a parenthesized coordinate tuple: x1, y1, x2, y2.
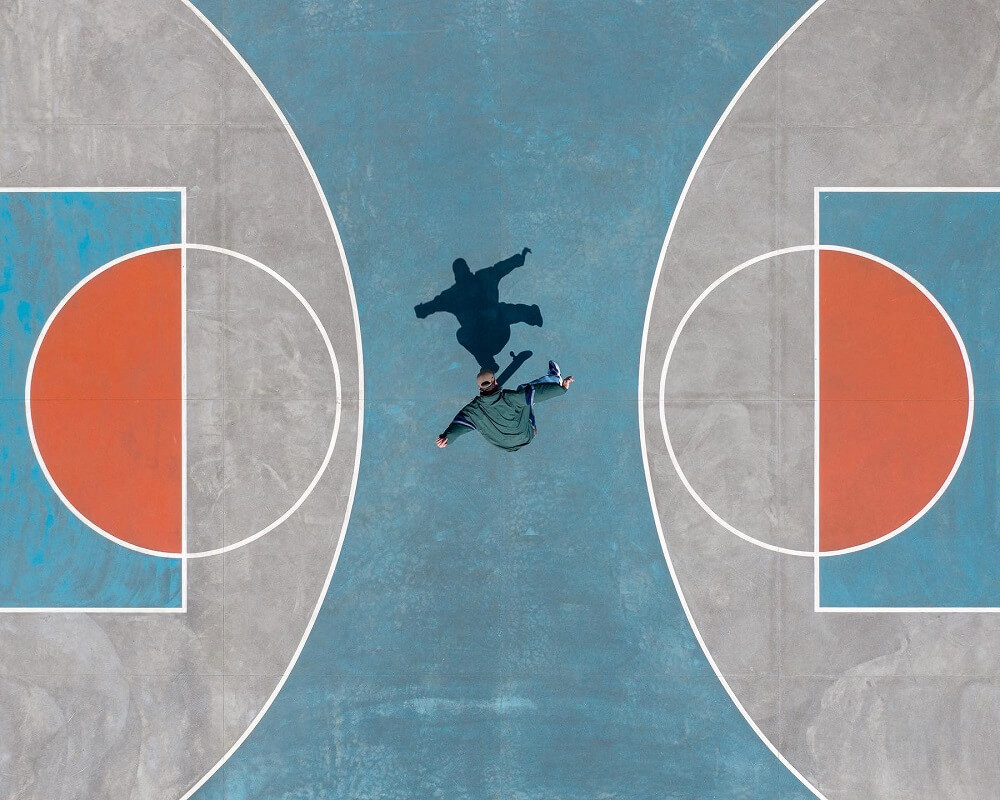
(29, 248, 182, 555)
(819, 248, 970, 552)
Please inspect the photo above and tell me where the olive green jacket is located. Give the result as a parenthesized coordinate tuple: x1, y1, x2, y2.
(442, 382, 566, 451)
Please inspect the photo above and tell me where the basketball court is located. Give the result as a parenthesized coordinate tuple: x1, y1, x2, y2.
(1, 1, 997, 798)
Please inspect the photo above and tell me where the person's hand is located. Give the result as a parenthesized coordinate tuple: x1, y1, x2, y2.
(561, 376, 574, 390)
(521, 247, 532, 257)
(436, 435, 448, 448)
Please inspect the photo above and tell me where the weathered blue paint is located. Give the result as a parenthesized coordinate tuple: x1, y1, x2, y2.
(0, 191, 182, 609)
(192, 2, 818, 797)
(820, 190, 1000, 608)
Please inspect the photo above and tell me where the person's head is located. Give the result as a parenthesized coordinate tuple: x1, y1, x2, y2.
(477, 369, 497, 393)
(452, 258, 472, 281)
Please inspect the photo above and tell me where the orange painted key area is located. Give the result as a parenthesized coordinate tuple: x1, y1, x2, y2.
(819, 249, 970, 552)
(30, 248, 182, 554)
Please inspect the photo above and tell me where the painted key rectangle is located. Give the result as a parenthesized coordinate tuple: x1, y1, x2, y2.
(0, 189, 185, 611)
(816, 188, 1000, 611)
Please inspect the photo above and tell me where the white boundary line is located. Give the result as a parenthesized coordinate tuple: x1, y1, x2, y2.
(636, 4, 827, 798)
(182, 188, 188, 610)
(818, 186, 1000, 192)
(813, 192, 820, 610)
(658, 243, 974, 560)
(180, 243, 343, 558)
(24, 243, 343, 561)
(175, 3, 365, 799)
(816, 606, 1000, 613)
(0, 186, 186, 614)
(0, 605, 184, 614)
(0, 186, 186, 192)
(815, 186, 1000, 613)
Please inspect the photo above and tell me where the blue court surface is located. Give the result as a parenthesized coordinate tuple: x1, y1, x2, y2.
(190, 2, 814, 798)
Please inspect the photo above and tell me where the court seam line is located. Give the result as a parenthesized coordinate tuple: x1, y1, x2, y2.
(637, 2, 830, 798)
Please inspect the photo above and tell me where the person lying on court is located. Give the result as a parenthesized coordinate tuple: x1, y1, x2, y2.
(436, 361, 574, 452)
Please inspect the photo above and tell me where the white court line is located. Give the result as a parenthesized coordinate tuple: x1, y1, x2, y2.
(180, 243, 343, 558)
(0, 186, 186, 614)
(24, 244, 191, 563)
(181, 188, 188, 611)
(817, 606, 1000, 613)
(813, 191, 820, 611)
(636, 3, 830, 798)
(0, 186, 186, 192)
(24, 243, 344, 561)
(815, 186, 1000, 613)
(0, 606, 184, 614)
(817, 186, 1000, 192)
(175, 3, 365, 799)
(658, 244, 974, 559)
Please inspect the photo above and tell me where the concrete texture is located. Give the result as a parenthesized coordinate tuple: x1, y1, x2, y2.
(643, 0, 1000, 797)
(0, 1, 360, 798)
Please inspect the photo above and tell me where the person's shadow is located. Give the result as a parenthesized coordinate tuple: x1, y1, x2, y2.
(415, 247, 542, 382)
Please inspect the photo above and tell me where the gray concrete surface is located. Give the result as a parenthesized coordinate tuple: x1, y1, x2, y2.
(643, 1, 1000, 797)
(0, 1, 361, 797)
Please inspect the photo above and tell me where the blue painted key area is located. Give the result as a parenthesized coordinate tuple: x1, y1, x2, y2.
(0, 191, 182, 609)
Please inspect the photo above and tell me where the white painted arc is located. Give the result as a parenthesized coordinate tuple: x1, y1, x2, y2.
(635, 4, 828, 800)
(184, 243, 343, 558)
(24, 242, 189, 562)
(24, 242, 344, 561)
(175, 3, 365, 800)
(658, 244, 974, 560)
